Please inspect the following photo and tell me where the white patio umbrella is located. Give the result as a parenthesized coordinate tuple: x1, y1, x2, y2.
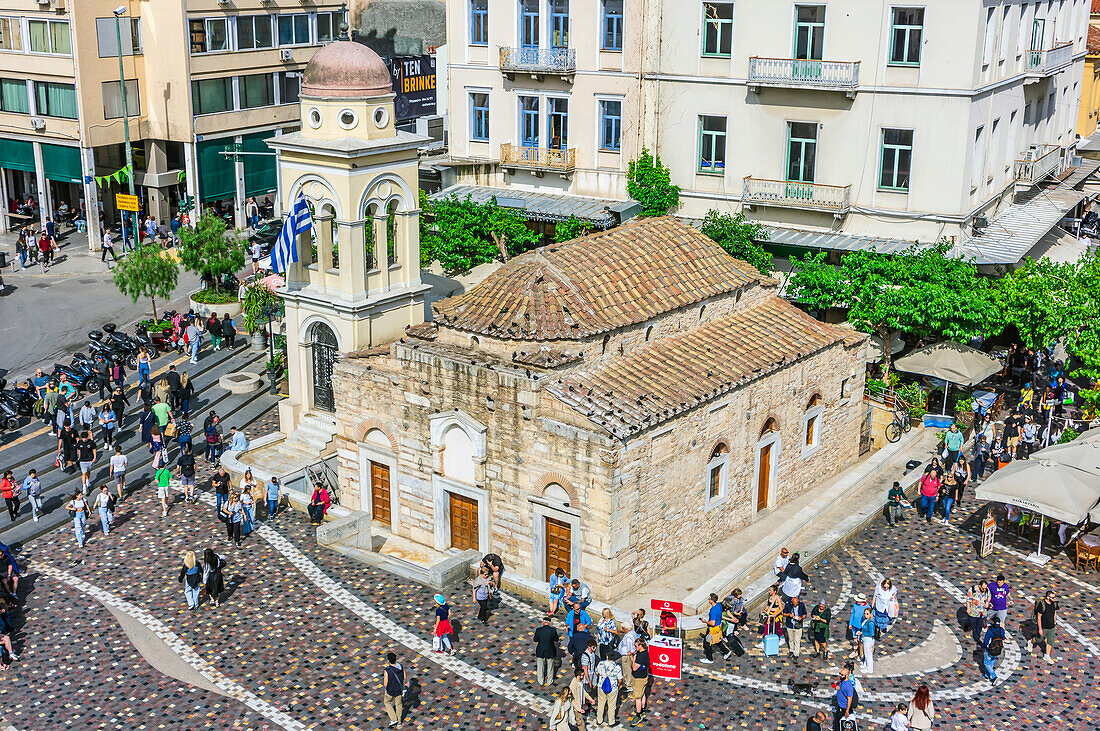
(975, 458, 1100, 564)
(1035, 439, 1100, 474)
(894, 341, 1002, 416)
(866, 332, 905, 364)
(1075, 428, 1100, 444)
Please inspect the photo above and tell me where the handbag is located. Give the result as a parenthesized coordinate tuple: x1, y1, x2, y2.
(164, 422, 177, 438)
(707, 626, 723, 644)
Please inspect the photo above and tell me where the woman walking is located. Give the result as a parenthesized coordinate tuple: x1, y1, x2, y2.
(178, 372, 194, 417)
(810, 598, 831, 660)
(110, 385, 129, 430)
(203, 547, 226, 608)
(149, 423, 166, 466)
(139, 403, 155, 445)
(67, 490, 90, 547)
(178, 551, 202, 610)
(433, 594, 454, 654)
(473, 565, 493, 624)
(222, 313, 236, 349)
(207, 313, 223, 351)
(136, 346, 151, 385)
(1, 471, 19, 523)
(965, 582, 990, 645)
(548, 687, 576, 731)
(906, 685, 935, 730)
(918, 468, 941, 524)
(93, 485, 114, 536)
(240, 488, 255, 537)
(220, 492, 244, 547)
(98, 403, 117, 447)
(873, 578, 898, 635)
(858, 607, 876, 674)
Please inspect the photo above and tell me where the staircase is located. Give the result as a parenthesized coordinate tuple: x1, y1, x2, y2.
(222, 412, 339, 496)
(278, 413, 338, 463)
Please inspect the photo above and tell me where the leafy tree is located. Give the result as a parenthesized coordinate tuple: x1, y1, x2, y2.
(699, 210, 772, 274)
(627, 148, 680, 216)
(112, 243, 179, 322)
(241, 282, 284, 335)
(788, 241, 999, 377)
(554, 216, 594, 243)
(419, 194, 541, 275)
(177, 212, 248, 292)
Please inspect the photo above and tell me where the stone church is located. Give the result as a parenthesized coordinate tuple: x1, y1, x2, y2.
(330, 216, 867, 599)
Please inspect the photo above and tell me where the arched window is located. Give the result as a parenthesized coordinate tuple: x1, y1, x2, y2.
(705, 441, 729, 510)
(364, 202, 377, 270)
(543, 482, 571, 507)
(441, 423, 475, 484)
(386, 200, 398, 265)
(645, 326, 654, 341)
(699, 305, 707, 321)
(321, 203, 338, 269)
(802, 394, 824, 456)
(760, 418, 779, 437)
(601, 334, 610, 354)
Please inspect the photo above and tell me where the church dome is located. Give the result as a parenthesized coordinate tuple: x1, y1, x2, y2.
(302, 41, 392, 98)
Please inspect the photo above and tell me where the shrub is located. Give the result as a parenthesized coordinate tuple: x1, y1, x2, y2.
(191, 289, 239, 305)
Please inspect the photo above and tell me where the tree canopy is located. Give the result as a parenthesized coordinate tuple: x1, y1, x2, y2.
(177, 212, 248, 292)
(699, 210, 772, 274)
(419, 194, 541, 275)
(553, 215, 594, 243)
(626, 148, 680, 217)
(112, 243, 179, 322)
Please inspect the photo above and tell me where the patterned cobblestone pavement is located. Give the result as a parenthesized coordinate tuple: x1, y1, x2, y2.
(2, 425, 1098, 729)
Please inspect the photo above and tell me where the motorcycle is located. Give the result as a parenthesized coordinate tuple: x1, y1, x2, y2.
(0, 379, 34, 418)
(89, 331, 137, 370)
(117, 323, 160, 359)
(50, 359, 100, 393)
(101, 323, 144, 360)
(0, 394, 19, 431)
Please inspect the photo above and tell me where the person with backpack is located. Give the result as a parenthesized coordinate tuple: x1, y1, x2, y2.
(594, 650, 623, 727)
(982, 615, 1006, 683)
(858, 607, 877, 674)
(177, 443, 197, 504)
(1028, 590, 1059, 664)
(203, 412, 223, 465)
(93, 485, 115, 536)
(382, 652, 405, 727)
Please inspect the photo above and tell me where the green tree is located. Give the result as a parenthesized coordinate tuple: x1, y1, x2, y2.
(788, 241, 999, 377)
(553, 216, 594, 243)
(177, 212, 248, 292)
(626, 148, 680, 216)
(112, 243, 179, 322)
(699, 210, 772, 274)
(419, 194, 541, 275)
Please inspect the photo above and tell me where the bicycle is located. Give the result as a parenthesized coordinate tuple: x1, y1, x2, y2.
(885, 407, 912, 443)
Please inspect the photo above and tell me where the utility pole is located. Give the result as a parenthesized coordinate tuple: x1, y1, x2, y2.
(113, 6, 139, 253)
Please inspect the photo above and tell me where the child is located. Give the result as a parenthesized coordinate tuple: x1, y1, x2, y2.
(890, 703, 910, 730)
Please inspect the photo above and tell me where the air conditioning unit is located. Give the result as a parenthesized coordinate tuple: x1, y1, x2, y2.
(29, 117, 45, 131)
(49, 0, 66, 9)
(216, 0, 231, 5)
(34, 0, 49, 5)
(279, 49, 293, 62)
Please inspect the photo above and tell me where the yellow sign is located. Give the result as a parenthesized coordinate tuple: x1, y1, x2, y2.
(115, 193, 140, 212)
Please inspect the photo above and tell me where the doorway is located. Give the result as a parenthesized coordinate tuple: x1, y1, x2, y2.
(545, 517, 571, 578)
(757, 442, 772, 510)
(370, 461, 391, 526)
(310, 322, 337, 412)
(449, 492, 479, 551)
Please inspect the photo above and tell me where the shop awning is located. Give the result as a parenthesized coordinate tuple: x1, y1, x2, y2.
(242, 131, 277, 199)
(0, 138, 35, 174)
(197, 137, 235, 202)
(761, 225, 934, 255)
(41, 143, 81, 184)
(429, 184, 622, 228)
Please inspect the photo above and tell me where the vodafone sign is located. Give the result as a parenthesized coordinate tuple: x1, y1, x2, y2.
(647, 636, 682, 680)
(650, 599, 684, 614)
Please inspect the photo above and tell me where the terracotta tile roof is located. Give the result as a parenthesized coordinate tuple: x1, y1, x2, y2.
(405, 322, 438, 340)
(1093, 0, 1100, 14)
(545, 297, 856, 439)
(1089, 24, 1100, 55)
(512, 347, 583, 369)
(431, 216, 766, 341)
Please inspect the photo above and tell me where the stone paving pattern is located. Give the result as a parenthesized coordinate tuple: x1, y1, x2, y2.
(1, 422, 1098, 729)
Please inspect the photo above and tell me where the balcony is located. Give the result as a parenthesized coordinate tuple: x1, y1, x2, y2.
(500, 143, 576, 175)
(747, 57, 860, 98)
(499, 47, 576, 80)
(1014, 144, 1065, 191)
(742, 176, 851, 217)
(1025, 42, 1074, 78)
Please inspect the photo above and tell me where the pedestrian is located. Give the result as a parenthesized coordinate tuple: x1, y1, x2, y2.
(763, 584, 785, 646)
(307, 481, 330, 525)
(473, 566, 493, 624)
(628, 638, 650, 726)
(832, 662, 856, 731)
(700, 592, 731, 663)
(165, 364, 181, 409)
(222, 313, 236, 349)
(889, 703, 910, 730)
(986, 574, 1012, 631)
(98, 402, 117, 447)
(873, 578, 898, 634)
(848, 593, 869, 660)
(22, 469, 41, 522)
(176, 414, 193, 452)
(211, 465, 231, 514)
(568, 667, 592, 729)
(207, 312, 223, 351)
(67, 489, 89, 547)
(981, 615, 1006, 683)
(14, 234, 26, 269)
(240, 487, 255, 537)
(0, 472, 18, 523)
(156, 462, 172, 518)
(185, 319, 202, 364)
(533, 614, 559, 686)
(265, 476, 282, 519)
(723, 590, 748, 642)
(250, 237, 263, 274)
(906, 684, 934, 730)
(784, 594, 809, 660)
(151, 395, 173, 434)
(616, 619, 640, 686)
(549, 567, 568, 615)
(963, 582, 989, 645)
(136, 346, 151, 385)
(139, 403, 155, 445)
(1028, 590, 1058, 664)
(41, 383, 59, 435)
(78, 399, 96, 432)
(1021, 416, 1039, 458)
(76, 429, 97, 493)
(37, 232, 51, 270)
(178, 550, 202, 610)
(944, 423, 964, 466)
(108, 446, 127, 502)
(596, 607, 618, 659)
(805, 710, 828, 731)
(775, 546, 790, 578)
(548, 687, 576, 731)
(885, 480, 907, 525)
(179, 372, 194, 416)
(150, 424, 165, 466)
(594, 649, 623, 727)
(382, 652, 405, 728)
(810, 598, 831, 660)
(0, 600, 18, 662)
(858, 607, 876, 674)
(779, 552, 808, 599)
(581, 636, 599, 701)
(202, 547, 226, 607)
(93, 484, 114, 536)
(58, 420, 78, 474)
(95, 355, 111, 401)
(177, 443, 197, 503)
(432, 594, 454, 655)
(918, 468, 940, 524)
(221, 491, 244, 547)
(203, 413, 223, 464)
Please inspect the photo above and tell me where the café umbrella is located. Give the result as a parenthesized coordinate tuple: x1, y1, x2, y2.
(975, 458, 1100, 565)
(894, 341, 1002, 416)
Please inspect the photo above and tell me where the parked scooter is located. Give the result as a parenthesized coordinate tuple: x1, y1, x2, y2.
(88, 331, 138, 370)
(0, 378, 37, 418)
(0, 394, 19, 431)
(50, 359, 100, 394)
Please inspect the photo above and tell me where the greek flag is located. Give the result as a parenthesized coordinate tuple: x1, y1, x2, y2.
(271, 194, 313, 274)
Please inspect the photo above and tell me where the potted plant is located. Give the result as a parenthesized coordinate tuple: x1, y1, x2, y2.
(242, 282, 283, 352)
(954, 395, 975, 428)
(178, 212, 248, 318)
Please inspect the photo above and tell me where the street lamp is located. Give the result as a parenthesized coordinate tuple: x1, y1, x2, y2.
(265, 303, 279, 395)
(112, 6, 138, 253)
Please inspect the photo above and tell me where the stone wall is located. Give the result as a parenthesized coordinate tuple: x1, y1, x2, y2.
(352, 0, 446, 56)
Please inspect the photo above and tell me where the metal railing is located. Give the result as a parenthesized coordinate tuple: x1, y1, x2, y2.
(742, 176, 851, 215)
(747, 57, 860, 92)
(1014, 144, 1063, 186)
(500, 143, 576, 172)
(499, 46, 576, 74)
(1025, 42, 1074, 75)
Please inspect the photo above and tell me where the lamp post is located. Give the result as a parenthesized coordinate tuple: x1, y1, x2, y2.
(112, 6, 138, 253)
(266, 303, 279, 395)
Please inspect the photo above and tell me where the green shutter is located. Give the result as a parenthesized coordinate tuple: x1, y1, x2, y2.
(0, 138, 35, 173)
(241, 131, 277, 199)
(41, 143, 81, 183)
(196, 138, 235, 202)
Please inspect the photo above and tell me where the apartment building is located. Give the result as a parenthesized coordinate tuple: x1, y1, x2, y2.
(0, 0, 343, 249)
(441, 0, 1093, 263)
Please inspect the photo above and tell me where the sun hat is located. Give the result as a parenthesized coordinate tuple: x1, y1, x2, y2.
(855, 593, 867, 603)
(434, 594, 446, 605)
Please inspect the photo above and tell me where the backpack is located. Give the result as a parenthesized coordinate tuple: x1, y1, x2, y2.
(384, 665, 404, 696)
(205, 424, 218, 444)
(601, 673, 613, 693)
(988, 634, 1004, 657)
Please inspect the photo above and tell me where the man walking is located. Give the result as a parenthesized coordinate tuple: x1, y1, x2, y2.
(166, 365, 181, 410)
(185, 319, 203, 364)
(774, 547, 790, 578)
(700, 592, 731, 664)
(628, 638, 650, 727)
(101, 229, 118, 268)
(833, 663, 856, 731)
(986, 575, 1012, 633)
(1029, 590, 1059, 664)
(784, 595, 809, 660)
(533, 615, 559, 687)
(382, 652, 405, 727)
(211, 465, 230, 514)
(982, 616, 1006, 684)
(944, 422, 965, 467)
(885, 481, 907, 526)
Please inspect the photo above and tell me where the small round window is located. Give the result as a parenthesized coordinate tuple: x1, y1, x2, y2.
(307, 108, 322, 129)
(373, 106, 390, 129)
(338, 109, 358, 130)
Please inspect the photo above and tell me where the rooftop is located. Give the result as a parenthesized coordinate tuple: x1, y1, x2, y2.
(302, 40, 392, 98)
(429, 184, 624, 228)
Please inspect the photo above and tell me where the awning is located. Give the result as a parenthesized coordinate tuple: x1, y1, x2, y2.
(197, 137, 235, 202)
(41, 143, 81, 184)
(242, 131, 277, 199)
(975, 458, 1100, 525)
(1027, 227, 1093, 263)
(429, 184, 621, 228)
(0, 138, 35, 174)
(761, 226, 933, 255)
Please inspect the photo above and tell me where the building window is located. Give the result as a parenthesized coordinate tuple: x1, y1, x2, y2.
(602, 0, 623, 50)
(386, 200, 398, 265)
(521, 96, 539, 147)
(470, 0, 488, 45)
(548, 97, 568, 149)
(34, 81, 77, 118)
(317, 11, 342, 43)
(102, 80, 140, 119)
(194, 17, 229, 53)
(802, 394, 823, 456)
(278, 14, 311, 46)
(551, 0, 569, 48)
(698, 115, 727, 173)
(702, 3, 733, 57)
(786, 121, 817, 183)
(794, 5, 825, 60)
(240, 73, 275, 109)
(27, 19, 71, 55)
(279, 72, 301, 104)
(971, 125, 984, 189)
(0, 18, 22, 52)
(470, 92, 489, 141)
(96, 17, 142, 57)
(192, 77, 233, 115)
(889, 8, 923, 65)
(706, 443, 729, 510)
(521, 0, 539, 49)
(879, 128, 913, 191)
(0, 78, 28, 114)
(238, 15, 274, 50)
(600, 99, 621, 151)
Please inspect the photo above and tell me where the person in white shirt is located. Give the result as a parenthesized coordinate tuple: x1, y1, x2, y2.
(94, 484, 114, 536)
(78, 400, 96, 431)
(873, 578, 899, 634)
(889, 702, 911, 730)
(774, 547, 790, 578)
(109, 446, 128, 501)
(227, 427, 248, 452)
(593, 656, 624, 727)
(616, 626, 639, 683)
(101, 230, 117, 267)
